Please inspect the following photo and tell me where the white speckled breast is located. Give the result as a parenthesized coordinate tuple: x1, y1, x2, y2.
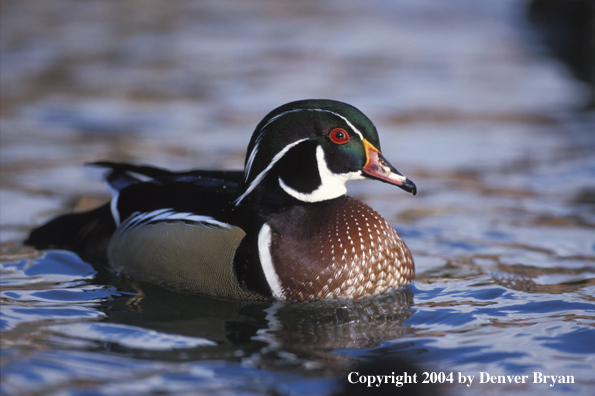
(267, 196, 414, 301)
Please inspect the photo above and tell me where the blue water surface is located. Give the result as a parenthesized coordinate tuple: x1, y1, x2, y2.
(2, 0, 594, 395)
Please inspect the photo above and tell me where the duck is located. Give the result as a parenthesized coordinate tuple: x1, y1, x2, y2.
(25, 99, 417, 301)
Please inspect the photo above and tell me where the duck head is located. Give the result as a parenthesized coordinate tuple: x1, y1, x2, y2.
(235, 99, 416, 205)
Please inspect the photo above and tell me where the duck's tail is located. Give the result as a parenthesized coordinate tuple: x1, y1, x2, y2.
(24, 203, 116, 266)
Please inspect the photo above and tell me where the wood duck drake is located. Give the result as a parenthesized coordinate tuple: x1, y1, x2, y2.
(26, 99, 417, 301)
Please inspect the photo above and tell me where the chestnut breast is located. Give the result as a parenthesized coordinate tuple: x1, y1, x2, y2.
(266, 196, 414, 301)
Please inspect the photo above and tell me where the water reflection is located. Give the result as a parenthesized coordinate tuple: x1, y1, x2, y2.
(100, 276, 415, 371)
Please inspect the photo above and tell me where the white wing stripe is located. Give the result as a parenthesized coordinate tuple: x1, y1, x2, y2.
(121, 209, 232, 231)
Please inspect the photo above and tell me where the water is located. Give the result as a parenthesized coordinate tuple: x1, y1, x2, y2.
(1, 0, 594, 395)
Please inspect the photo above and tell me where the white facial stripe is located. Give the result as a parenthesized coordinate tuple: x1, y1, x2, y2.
(244, 109, 304, 182)
(240, 107, 367, 204)
(244, 109, 305, 182)
(258, 223, 284, 299)
(244, 133, 265, 182)
(244, 144, 258, 182)
(311, 109, 365, 140)
(235, 138, 309, 205)
(260, 108, 305, 132)
(257, 108, 365, 140)
(279, 145, 364, 203)
(244, 107, 366, 182)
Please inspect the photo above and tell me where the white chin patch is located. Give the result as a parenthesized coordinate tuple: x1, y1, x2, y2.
(279, 145, 363, 203)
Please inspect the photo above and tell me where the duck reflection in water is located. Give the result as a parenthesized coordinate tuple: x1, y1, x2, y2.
(102, 278, 415, 372)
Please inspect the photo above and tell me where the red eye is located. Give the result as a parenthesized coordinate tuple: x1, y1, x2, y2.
(329, 128, 350, 144)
